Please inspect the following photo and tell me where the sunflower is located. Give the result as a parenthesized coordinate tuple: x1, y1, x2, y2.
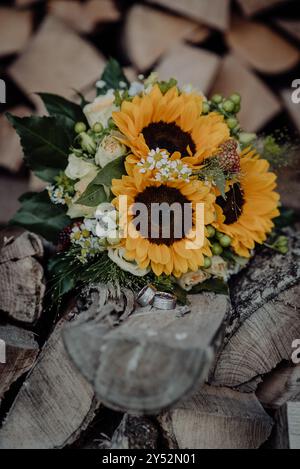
(213, 148, 280, 257)
(112, 85, 229, 171)
(111, 171, 215, 277)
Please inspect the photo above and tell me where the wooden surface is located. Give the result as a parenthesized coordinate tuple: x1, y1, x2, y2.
(236, 0, 289, 16)
(63, 288, 230, 414)
(257, 363, 300, 409)
(0, 7, 32, 57)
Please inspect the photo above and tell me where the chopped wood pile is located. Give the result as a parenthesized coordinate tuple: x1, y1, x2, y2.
(0, 0, 300, 450)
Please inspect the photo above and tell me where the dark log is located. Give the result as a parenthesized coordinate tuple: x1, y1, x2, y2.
(111, 414, 158, 449)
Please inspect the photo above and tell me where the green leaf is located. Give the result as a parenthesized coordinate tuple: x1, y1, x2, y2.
(215, 170, 226, 199)
(7, 114, 72, 182)
(274, 207, 295, 229)
(190, 278, 229, 295)
(10, 191, 70, 242)
(38, 93, 88, 134)
(76, 156, 125, 206)
(97, 58, 129, 96)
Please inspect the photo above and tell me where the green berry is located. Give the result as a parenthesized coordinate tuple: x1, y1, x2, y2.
(220, 235, 232, 247)
(202, 101, 210, 114)
(226, 117, 238, 130)
(215, 231, 224, 241)
(239, 132, 256, 145)
(206, 225, 216, 238)
(279, 245, 289, 255)
(223, 100, 235, 113)
(203, 256, 212, 269)
(211, 243, 223, 255)
(108, 117, 116, 129)
(93, 122, 103, 133)
(234, 103, 241, 113)
(74, 122, 87, 134)
(229, 93, 241, 105)
(211, 94, 223, 104)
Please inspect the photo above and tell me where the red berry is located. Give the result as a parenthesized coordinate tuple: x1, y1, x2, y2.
(57, 221, 81, 251)
(217, 140, 240, 173)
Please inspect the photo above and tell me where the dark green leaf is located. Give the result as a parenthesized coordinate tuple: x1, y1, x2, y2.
(6, 114, 72, 182)
(76, 156, 125, 206)
(190, 278, 229, 295)
(215, 170, 226, 199)
(10, 191, 70, 242)
(38, 93, 87, 134)
(97, 58, 129, 96)
(274, 207, 295, 229)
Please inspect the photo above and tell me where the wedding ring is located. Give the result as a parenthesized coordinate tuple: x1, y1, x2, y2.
(136, 284, 156, 306)
(153, 292, 177, 310)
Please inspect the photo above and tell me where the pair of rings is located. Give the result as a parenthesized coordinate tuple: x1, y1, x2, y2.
(136, 285, 176, 310)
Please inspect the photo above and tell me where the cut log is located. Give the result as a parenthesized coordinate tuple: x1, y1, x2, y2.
(226, 17, 299, 74)
(211, 54, 281, 132)
(28, 173, 47, 192)
(155, 43, 220, 95)
(125, 5, 201, 71)
(277, 166, 300, 213)
(0, 175, 28, 225)
(0, 305, 99, 449)
(158, 385, 273, 449)
(0, 7, 32, 57)
(270, 400, 300, 449)
(211, 226, 300, 390)
(256, 362, 300, 409)
(8, 16, 105, 101)
(147, 0, 230, 31)
(0, 231, 44, 324)
(0, 325, 39, 402)
(63, 288, 230, 414)
(0, 107, 31, 173)
(275, 19, 300, 42)
(237, 0, 289, 17)
(111, 415, 158, 449)
(185, 25, 211, 45)
(281, 88, 300, 133)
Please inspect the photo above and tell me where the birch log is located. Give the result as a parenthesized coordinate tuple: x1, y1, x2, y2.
(63, 289, 231, 414)
(158, 385, 273, 449)
(0, 304, 98, 449)
(211, 226, 300, 391)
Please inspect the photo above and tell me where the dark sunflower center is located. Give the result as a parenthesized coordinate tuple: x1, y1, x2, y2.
(133, 186, 192, 246)
(216, 183, 245, 225)
(142, 121, 196, 155)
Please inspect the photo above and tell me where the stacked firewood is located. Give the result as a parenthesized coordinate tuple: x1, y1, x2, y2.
(0, 223, 299, 449)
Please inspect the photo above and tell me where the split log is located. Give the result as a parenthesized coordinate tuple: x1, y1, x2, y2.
(157, 385, 273, 449)
(63, 288, 230, 414)
(277, 166, 300, 213)
(185, 25, 211, 45)
(0, 325, 39, 402)
(0, 175, 28, 225)
(0, 304, 99, 449)
(281, 89, 300, 133)
(111, 415, 158, 449)
(237, 0, 289, 17)
(270, 400, 300, 449)
(125, 5, 201, 71)
(0, 7, 32, 57)
(8, 16, 105, 101)
(147, 0, 230, 31)
(211, 54, 281, 132)
(226, 17, 299, 74)
(276, 19, 300, 42)
(0, 231, 45, 324)
(211, 226, 300, 391)
(0, 107, 31, 173)
(256, 362, 300, 409)
(155, 43, 220, 95)
(28, 173, 47, 193)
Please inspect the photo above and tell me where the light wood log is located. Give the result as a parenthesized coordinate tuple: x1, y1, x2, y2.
(0, 175, 28, 225)
(256, 362, 300, 409)
(155, 42, 220, 95)
(111, 415, 158, 449)
(211, 226, 300, 390)
(270, 400, 300, 449)
(63, 288, 230, 414)
(0, 325, 39, 402)
(0, 305, 98, 449)
(211, 54, 281, 132)
(125, 5, 200, 71)
(8, 16, 105, 101)
(226, 17, 299, 74)
(281, 88, 300, 133)
(158, 385, 273, 449)
(147, 0, 230, 31)
(0, 7, 32, 57)
(237, 0, 289, 17)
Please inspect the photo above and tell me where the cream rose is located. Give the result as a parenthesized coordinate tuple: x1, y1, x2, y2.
(178, 270, 211, 291)
(65, 154, 97, 181)
(67, 202, 95, 219)
(108, 248, 149, 277)
(206, 255, 228, 281)
(74, 166, 98, 195)
(83, 91, 117, 128)
(95, 135, 126, 168)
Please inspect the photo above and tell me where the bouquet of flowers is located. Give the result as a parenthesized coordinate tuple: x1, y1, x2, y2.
(8, 59, 289, 306)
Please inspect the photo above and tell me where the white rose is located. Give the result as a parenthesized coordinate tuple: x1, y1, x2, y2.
(65, 154, 97, 180)
(95, 135, 126, 168)
(67, 203, 95, 219)
(207, 255, 228, 281)
(74, 166, 98, 195)
(178, 270, 211, 291)
(83, 91, 117, 128)
(108, 248, 149, 277)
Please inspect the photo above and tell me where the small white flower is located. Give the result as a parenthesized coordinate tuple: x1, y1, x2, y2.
(119, 81, 127, 89)
(128, 81, 145, 96)
(96, 80, 106, 89)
